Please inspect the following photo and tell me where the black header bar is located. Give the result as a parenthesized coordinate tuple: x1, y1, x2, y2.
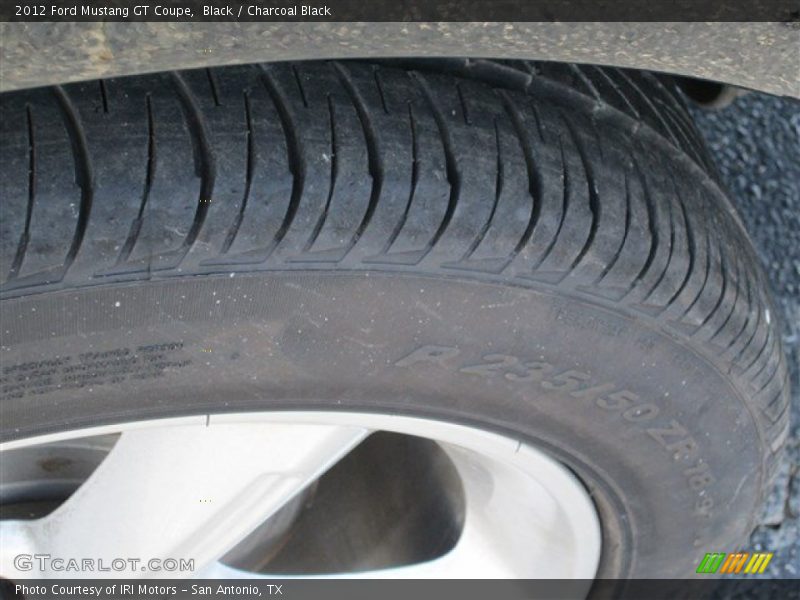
(3, 0, 800, 22)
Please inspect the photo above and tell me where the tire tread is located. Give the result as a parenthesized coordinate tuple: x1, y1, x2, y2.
(0, 58, 789, 482)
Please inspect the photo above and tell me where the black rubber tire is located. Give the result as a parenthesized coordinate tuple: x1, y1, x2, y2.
(0, 60, 790, 580)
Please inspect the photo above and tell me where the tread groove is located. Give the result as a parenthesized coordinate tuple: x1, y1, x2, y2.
(662, 172, 695, 310)
(680, 200, 713, 319)
(498, 91, 540, 266)
(614, 68, 682, 149)
(525, 97, 546, 142)
(330, 62, 384, 255)
(409, 71, 460, 261)
(640, 71, 713, 172)
(304, 94, 339, 252)
(569, 64, 602, 103)
(595, 169, 631, 285)
(727, 276, 754, 353)
(591, 66, 641, 119)
(754, 351, 782, 394)
(624, 158, 658, 295)
(531, 136, 569, 273)
(732, 300, 763, 371)
(766, 370, 791, 414)
(744, 326, 774, 376)
(116, 94, 156, 266)
(53, 85, 93, 278)
(170, 72, 216, 263)
(259, 65, 306, 258)
(561, 114, 601, 275)
(372, 66, 390, 114)
(205, 68, 221, 107)
(766, 388, 791, 427)
(462, 118, 503, 260)
(696, 238, 729, 329)
(709, 251, 742, 342)
(291, 64, 309, 108)
(374, 102, 419, 257)
(98, 80, 109, 114)
(7, 105, 35, 280)
(641, 180, 675, 303)
(456, 82, 471, 125)
(221, 90, 255, 254)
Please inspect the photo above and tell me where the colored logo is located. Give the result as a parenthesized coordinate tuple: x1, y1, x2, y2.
(696, 552, 773, 574)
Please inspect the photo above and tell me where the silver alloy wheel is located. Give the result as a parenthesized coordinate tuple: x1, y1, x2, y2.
(0, 412, 601, 581)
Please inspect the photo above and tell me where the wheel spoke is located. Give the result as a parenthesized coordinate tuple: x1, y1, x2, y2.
(199, 440, 599, 581)
(0, 421, 367, 578)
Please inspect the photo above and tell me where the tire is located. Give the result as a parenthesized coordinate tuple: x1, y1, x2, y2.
(0, 60, 790, 579)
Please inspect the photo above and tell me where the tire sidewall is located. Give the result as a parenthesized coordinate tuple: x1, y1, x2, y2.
(0, 271, 764, 578)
